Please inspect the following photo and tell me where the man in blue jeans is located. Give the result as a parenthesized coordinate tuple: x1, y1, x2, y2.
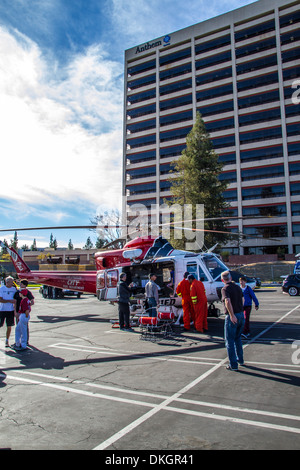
(221, 271, 245, 371)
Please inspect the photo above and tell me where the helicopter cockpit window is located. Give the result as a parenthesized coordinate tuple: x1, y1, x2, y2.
(186, 262, 208, 282)
(202, 255, 228, 280)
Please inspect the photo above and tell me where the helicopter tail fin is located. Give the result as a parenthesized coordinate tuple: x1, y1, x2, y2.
(0, 241, 31, 275)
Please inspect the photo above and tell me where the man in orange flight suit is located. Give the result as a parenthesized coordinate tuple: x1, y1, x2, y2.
(176, 272, 194, 330)
(188, 274, 208, 333)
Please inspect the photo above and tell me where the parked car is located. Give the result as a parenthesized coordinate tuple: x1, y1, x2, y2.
(282, 274, 300, 296)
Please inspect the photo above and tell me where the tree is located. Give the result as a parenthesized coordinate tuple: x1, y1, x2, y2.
(30, 239, 37, 251)
(11, 231, 18, 250)
(68, 239, 74, 250)
(83, 237, 93, 250)
(49, 233, 58, 250)
(168, 111, 231, 249)
(90, 209, 124, 249)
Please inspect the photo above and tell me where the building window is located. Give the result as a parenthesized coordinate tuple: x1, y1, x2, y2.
(292, 223, 300, 237)
(127, 182, 156, 196)
(242, 185, 285, 200)
(127, 166, 156, 180)
(126, 150, 156, 165)
(239, 108, 281, 127)
(242, 204, 286, 218)
(160, 126, 192, 143)
(241, 165, 284, 181)
(282, 47, 300, 64)
(160, 63, 192, 81)
(160, 47, 191, 66)
(128, 74, 156, 91)
(290, 183, 300, 196)
(128, 59, 156, 77)
(127, 103, 156, 120)
(236, 37, 276, 58)
(127, 88, 156, 105)
(205, 117, 235, 132)
(288, 143, 300, 157)
(219, 171, 237, 183)
(240, 145, 283, 163)
(238, 89, 280, 109)
(195, 34, 231, 55)
(243, 224, 287, 238)
(211, 134, 235, 149)
(127, 118, 156, 134)
(237, 54, 277, 75)
(160, 110, 193, 127)
(291, 202, 300, 216)
(223, 189, 238, 201)
(287, 123, 300, 137)
(197, 100, 234, 117)
(127, 134, 156, 149)
(218, 153, 236, 165)
(197, 83, 233, 101)
(239, 127, 282, 145)
(235, 19, 275, 42)
(160, 78, 192, 96)
(237, 72, 278, 92)
(289, 162, 300, 176)
(160, 94, 193, 111)
(160, 144, 186, 159)
(196, 66, 232, 86)
(280, 10, 300, 29)
(195, 50, 231, 70)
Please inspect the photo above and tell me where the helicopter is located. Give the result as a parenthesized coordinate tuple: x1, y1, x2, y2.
(0, 225, 257, 320)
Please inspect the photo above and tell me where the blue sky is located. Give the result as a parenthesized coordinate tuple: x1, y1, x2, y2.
(0, 0, 255, 248)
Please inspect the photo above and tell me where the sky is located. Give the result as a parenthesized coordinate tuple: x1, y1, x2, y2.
(0, 0, 255, 248)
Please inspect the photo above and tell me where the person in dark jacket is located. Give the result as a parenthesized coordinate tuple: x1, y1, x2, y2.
(118, 273, 133, 331)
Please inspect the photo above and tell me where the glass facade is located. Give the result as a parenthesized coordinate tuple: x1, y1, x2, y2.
(124, 0, 300, 254)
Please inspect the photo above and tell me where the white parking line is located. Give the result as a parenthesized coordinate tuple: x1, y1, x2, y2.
(94, 303, 300, 450)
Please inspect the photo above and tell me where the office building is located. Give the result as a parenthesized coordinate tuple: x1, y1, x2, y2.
(123, 0, 300, 254)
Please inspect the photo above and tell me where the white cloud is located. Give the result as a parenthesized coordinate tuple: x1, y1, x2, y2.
(0, 26, 123, 212)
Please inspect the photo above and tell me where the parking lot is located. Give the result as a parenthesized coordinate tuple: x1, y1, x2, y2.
(0, 286, 299, 452)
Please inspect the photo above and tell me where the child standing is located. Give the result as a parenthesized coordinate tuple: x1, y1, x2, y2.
(239, 276, 259, 338)
(14, 289, 31, 351)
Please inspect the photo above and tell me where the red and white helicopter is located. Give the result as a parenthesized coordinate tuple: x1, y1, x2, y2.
(0, 221, 258, 320)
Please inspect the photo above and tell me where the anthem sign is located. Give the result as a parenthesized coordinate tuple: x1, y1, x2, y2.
(135, 35, 171, 54)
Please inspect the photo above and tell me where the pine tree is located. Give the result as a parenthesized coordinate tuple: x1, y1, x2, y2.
(68, 239, 74, 250)
(169, 111, 231, 249)
(83, 237, 93, 249)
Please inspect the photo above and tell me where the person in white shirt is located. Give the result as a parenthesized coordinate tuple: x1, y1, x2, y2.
(0, 276, 17, 347)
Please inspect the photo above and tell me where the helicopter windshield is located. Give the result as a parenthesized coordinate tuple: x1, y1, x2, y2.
(202, 255, 228, 280)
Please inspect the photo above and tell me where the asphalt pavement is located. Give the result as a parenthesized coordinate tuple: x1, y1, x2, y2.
(0, 286, 299, 453)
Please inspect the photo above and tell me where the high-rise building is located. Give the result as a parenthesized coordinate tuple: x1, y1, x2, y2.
(123, 0, 300, 254)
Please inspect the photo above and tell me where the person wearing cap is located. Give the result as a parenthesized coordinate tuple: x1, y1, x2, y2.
(0, 276, 17, 347)
(188, 274, 208, 333)
(176, 272, 194, 330)
(13, 289, 31, 351)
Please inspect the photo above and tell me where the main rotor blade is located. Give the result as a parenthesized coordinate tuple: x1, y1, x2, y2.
(0, 225, 128, 233)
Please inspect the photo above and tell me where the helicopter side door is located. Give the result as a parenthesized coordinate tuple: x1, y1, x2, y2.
(184, 260, 215, 301)
(105, 268, 120, 301)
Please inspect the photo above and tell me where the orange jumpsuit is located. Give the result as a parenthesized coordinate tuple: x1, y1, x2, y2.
(190, 279, 208, 332)
(176, 278, 194, 330)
